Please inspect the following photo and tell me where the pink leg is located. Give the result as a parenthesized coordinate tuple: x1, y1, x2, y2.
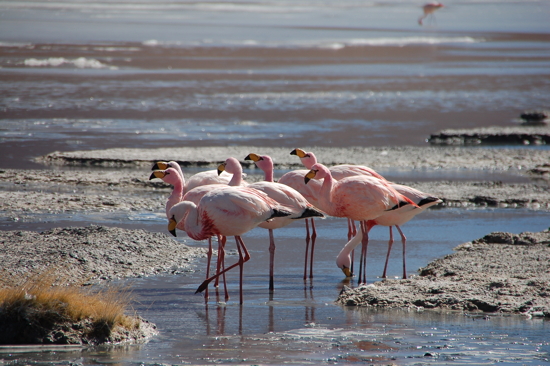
(382, 226, 394, 279)
(195, 235, 251, 302)
(304, 219, 311, 280)
(234, 236, 250, 305)
(348, 220, 357, 273)
(309, 218, 317, 279)
(205, 237, 213, 301)
(268, 229, 275, 292)
(395, 225, 407, 279)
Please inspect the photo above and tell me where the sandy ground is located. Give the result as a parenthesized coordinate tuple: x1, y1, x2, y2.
(337, 230, 550, 317)
(1, 145, 549, 318)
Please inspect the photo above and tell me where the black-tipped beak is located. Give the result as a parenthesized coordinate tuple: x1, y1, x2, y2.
(169, 229, 177, 237)
(149, 172, 157, 180)
(151, 162, 160, 170)
(290, 149, 297, 156)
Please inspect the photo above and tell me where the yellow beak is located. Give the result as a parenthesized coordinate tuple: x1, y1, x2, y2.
(168, 217, 178, 237)
(217, 162, 227, 176)
(149, 170, 166, 180)
(342, 266, 353, 278)
(245, 153, 262, 162)
(304, 169, 317, 184)
(290, 148, 308, 158)
(152, 161, 168, 170)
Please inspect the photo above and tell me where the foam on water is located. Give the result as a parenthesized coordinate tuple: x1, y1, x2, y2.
(23, 57, 116, 69)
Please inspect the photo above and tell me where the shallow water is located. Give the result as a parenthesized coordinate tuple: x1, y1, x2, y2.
(1, 0, 550, 169)
(2, 208, 549, 365)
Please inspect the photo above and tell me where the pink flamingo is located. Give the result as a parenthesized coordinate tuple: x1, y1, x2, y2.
(244, 153, 324, 291)
(304, 163, 416, 284)
(336, 183, 441, 279)
(168, 186, 292, 304)
(150, 168, 231, 300)
(418, 2, 443, 26)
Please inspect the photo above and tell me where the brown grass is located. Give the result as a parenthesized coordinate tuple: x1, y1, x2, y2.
(0, 269, 137, 340)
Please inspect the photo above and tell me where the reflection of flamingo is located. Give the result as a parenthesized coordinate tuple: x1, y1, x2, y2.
(245, 153, 324, 291)
(336, 184, 441, 279)
(305, 163, 416, 283)
(168, 186, 292, 304)
(419, 2, 443, 26)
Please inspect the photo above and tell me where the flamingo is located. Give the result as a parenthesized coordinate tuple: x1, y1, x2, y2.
(418, 2, 443, 26)
(277, 166, 323, 280)
(216, 157, 248, 187)
(168, 186, 292, 304)
(150, 168, 232, 300)
(151, 160, 239, 195)
(244, 153, 324, 291)
(336, 183, 442, 279)
(304, 163, 416, 284)
(290, 148, 387, 271)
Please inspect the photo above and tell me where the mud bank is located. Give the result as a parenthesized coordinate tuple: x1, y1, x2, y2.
(0, 226, 206, 285)
(36, 145, 550, 171)
(428, 126, 550, 146)
(338, 229, 550, 317)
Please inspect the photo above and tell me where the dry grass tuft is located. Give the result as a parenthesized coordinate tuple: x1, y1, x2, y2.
(0, 268, 138, 344)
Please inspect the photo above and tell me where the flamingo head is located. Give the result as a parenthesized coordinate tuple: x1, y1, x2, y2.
(290, 148, 317, 169)
(304, 163, 330, 184)
(168, 215, 178, 237)
(336, 255, 353, 277)
(217, 162, 227, 176)
(149, 168, 180, 186)
(245, 153, 273, 173)
(151, 161, 169, 170)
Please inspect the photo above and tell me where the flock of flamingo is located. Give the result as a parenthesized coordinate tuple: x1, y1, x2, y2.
(149, 149, 441, 304)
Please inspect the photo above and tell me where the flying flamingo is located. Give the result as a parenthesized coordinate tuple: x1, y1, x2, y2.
(336, 183, 441, 279)
(418, 2, 443, 26)
(304, 163, 416, 284)
(168, 186, 292, 304)
(244, 153, 324, 291)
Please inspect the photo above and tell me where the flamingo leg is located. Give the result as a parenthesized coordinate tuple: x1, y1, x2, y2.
(382, 226, 394, 279)
(358, 221, 370, 284)
(195, 235, 250, 302)
(235, 235, 251, 304)
(348, 220, 357, 274)
(309, 218, 317, 279)
(219, 235, 229, 302)
(268, 228, 275, 292)
(303, 218, 311, 280)
(395, 225, 407, 279)
(205, 237, 213, 301)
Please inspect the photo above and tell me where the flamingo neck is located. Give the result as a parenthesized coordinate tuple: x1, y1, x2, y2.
(263, 166, 274, 182)
(166, 177, 184, 217)
(319, 172, 336, 214)
(336, 232, 362, 269)
(182, 204, 210, 241)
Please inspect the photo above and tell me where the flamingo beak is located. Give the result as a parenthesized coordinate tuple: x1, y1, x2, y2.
(217, 162, 227, 176)
(168, 217, 178, 237)
(152, 161, 168, 170)
(304, 169, 317, 184)
(149, 170, 166, 180)
(291, 148, 307, 158)
(342, 266, 353, 278)
(245, 153, 262, 162)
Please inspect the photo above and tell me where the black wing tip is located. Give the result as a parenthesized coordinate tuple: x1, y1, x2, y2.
(270, 209, 293, 219)
(295, 207, 324, 219)
(417, 196, 441, 207)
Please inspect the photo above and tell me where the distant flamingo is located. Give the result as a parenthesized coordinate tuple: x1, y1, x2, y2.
(244, 153, 324, 290)
(418, 2, 443, 26)
(304, 163, 416, 284)
(336, 183, 441, 279)
(216, 157, 248, 187)
(168, 186, 292, 304)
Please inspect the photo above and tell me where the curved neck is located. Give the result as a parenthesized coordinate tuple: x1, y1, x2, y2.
(182, 203, 209, 241)
(336, 232, 363, 268)
(318, 173, 336, 214)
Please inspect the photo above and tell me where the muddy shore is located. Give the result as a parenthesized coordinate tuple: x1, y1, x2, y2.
(1, 145, 549, 318)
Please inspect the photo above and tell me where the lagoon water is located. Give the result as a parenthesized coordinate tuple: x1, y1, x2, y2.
(1, 0, 550, 364)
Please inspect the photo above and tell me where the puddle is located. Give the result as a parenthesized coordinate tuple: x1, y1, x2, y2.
(1, 209, 549, 364)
